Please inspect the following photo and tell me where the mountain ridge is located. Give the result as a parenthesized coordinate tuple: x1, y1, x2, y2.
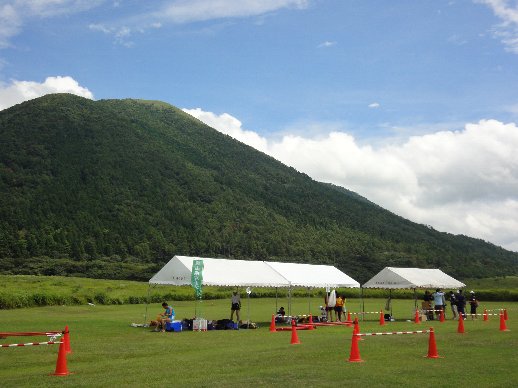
(1, 94, 517, 282)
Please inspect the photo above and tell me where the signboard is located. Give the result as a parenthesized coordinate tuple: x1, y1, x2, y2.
(191, 259, 204, 299)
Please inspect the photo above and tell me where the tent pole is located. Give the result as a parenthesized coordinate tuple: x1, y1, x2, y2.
(413, 288, 417, 311)
(288, 287, 292, 317)
(144, 284, 151, 324)
(307, 287, 311, 315)
(389, 289, 393, 318)
(360, 287, 364, 322)
(275, 287, 278, 313)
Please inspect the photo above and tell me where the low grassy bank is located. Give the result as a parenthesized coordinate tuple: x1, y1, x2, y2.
(1, 275, 517, 310)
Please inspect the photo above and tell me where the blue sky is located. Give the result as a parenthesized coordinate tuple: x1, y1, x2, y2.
(1, 0, 518, 252)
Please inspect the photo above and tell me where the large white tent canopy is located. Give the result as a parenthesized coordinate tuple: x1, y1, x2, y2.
(149, 255, 360, 289)
(149, 256, 290, 288)
(266, 261, 360, 288)
(362, 267, 465, 289)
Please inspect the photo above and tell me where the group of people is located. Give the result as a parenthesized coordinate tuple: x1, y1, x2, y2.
(423, 288, 479, 320)
(323, 290, 347, 322)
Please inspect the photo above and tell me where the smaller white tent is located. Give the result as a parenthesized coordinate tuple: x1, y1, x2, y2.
(362, 267, 465, 289)
(149, 255, 290, 288)
(266, 261, 360, 288)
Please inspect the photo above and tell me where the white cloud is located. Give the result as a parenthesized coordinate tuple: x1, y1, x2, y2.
(478, 0, 518, 53)
(186, 107, 518, 252)
(183, 107, 268, 152)
(368, 102, 380, 108)
(156, 0, 309, 24)
(0, 0, 105, 47)
(318, 41, 336, 48)
(0, 76, 94, 110)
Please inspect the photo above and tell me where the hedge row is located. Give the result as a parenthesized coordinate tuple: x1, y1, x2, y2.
(1, 288, 516, 310)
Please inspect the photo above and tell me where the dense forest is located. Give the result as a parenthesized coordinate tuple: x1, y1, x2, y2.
(1, 94, 517, 283)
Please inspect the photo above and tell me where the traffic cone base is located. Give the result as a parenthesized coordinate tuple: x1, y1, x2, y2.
(51, 341, 71, 376)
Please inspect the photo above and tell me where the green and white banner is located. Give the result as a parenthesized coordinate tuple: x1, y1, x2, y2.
(191, 259, 204, 299)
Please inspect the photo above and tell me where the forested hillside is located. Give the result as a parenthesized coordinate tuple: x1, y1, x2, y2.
(1, 94, 517, 283)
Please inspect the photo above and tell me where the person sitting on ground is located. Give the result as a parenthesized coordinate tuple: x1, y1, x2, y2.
(157, 302, 175, 332)
(277, 306, 285, 316)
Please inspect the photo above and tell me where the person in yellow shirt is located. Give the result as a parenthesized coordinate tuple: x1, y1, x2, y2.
(334, 295, 345, 322)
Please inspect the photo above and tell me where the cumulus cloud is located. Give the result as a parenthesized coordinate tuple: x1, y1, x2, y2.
(186, 107, 518, 251)
(0, 76, 94, 110)
(479, 0, 518, 53)
(368, 102, 380, 108)
(183, 108, 268, 152)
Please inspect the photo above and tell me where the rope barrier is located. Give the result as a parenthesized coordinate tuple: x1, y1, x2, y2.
(1, 341, 62, 348)
(355, 330, 430, 337)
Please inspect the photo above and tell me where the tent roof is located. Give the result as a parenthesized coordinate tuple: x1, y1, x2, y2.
(149, 256, 360, 288)
(266, 261, 360, 288)
(149, 256, 290, 287)
(362, 267, 465, 289)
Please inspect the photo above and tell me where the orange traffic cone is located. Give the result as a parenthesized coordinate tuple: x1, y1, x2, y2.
(51, 340, 70, 376)
(269, 314, 276, 333)
(457, 314, 465, 334)
(439, 309, 445, 323)
(348, 333, 363, 362)
(483, 309, 488, 321)
(426, 328, 440, 358)
(347, 311, 351, 322)
(290, 320, 300, 344)
(63, 326, 71, 354)
(414, 309, 420, 324)
(308, 314, 314, 330)
(499, 311, 510, 332)
(504, 308, 508, 321)
(379, 310, 385, 326)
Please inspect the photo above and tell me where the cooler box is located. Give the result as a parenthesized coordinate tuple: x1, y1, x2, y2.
(165, 321, 183, 332)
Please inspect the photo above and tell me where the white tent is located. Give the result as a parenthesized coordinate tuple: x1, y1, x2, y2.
(362, 267, 465, 289)
(149, 255, 290, 288)
(265, 261, 360, 288)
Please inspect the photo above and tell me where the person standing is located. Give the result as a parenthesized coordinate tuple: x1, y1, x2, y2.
(469, 290, 479, 320)
(423, 290, 434, 320)
(456, 290, 466, 319)
(448, 290, 458, 320)
(335, 295, 344, 322)
(230, 291, 241, 322)
(432, 288, 446, 320)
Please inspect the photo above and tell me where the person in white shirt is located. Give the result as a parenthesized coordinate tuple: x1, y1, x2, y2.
(432, 288, 446, 320)
(230, 291, 241, 322)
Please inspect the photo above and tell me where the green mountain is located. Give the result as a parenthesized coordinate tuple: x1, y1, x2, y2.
(1, 94, 517, 282)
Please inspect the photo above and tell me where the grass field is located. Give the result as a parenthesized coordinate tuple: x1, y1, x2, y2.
(1, 297, 516, 387)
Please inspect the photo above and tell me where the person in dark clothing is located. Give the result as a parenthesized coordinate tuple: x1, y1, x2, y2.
(449, 291, 458, 320)
(469, 291, 479, 320)
(423, 290, 434, 320)
(456, 290, 466, 319)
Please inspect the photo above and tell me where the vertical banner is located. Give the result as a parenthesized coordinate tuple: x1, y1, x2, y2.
(191, 259, 204, 299)
(191, 259, 204, 319)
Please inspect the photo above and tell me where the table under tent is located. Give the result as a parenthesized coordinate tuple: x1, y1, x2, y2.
(147, 255, 360, 324)
(361, 267, 466, 320)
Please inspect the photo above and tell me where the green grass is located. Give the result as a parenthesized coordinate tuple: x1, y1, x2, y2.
(0, 298, 517, 387)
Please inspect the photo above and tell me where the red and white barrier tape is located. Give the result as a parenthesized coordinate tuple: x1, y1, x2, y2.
(1, 341, 62, 348)
(0, 331, 62, 337)
(355, 330, 430, 337)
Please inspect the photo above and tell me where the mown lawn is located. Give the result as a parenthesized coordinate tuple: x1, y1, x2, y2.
(0, 298, 516, 387)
